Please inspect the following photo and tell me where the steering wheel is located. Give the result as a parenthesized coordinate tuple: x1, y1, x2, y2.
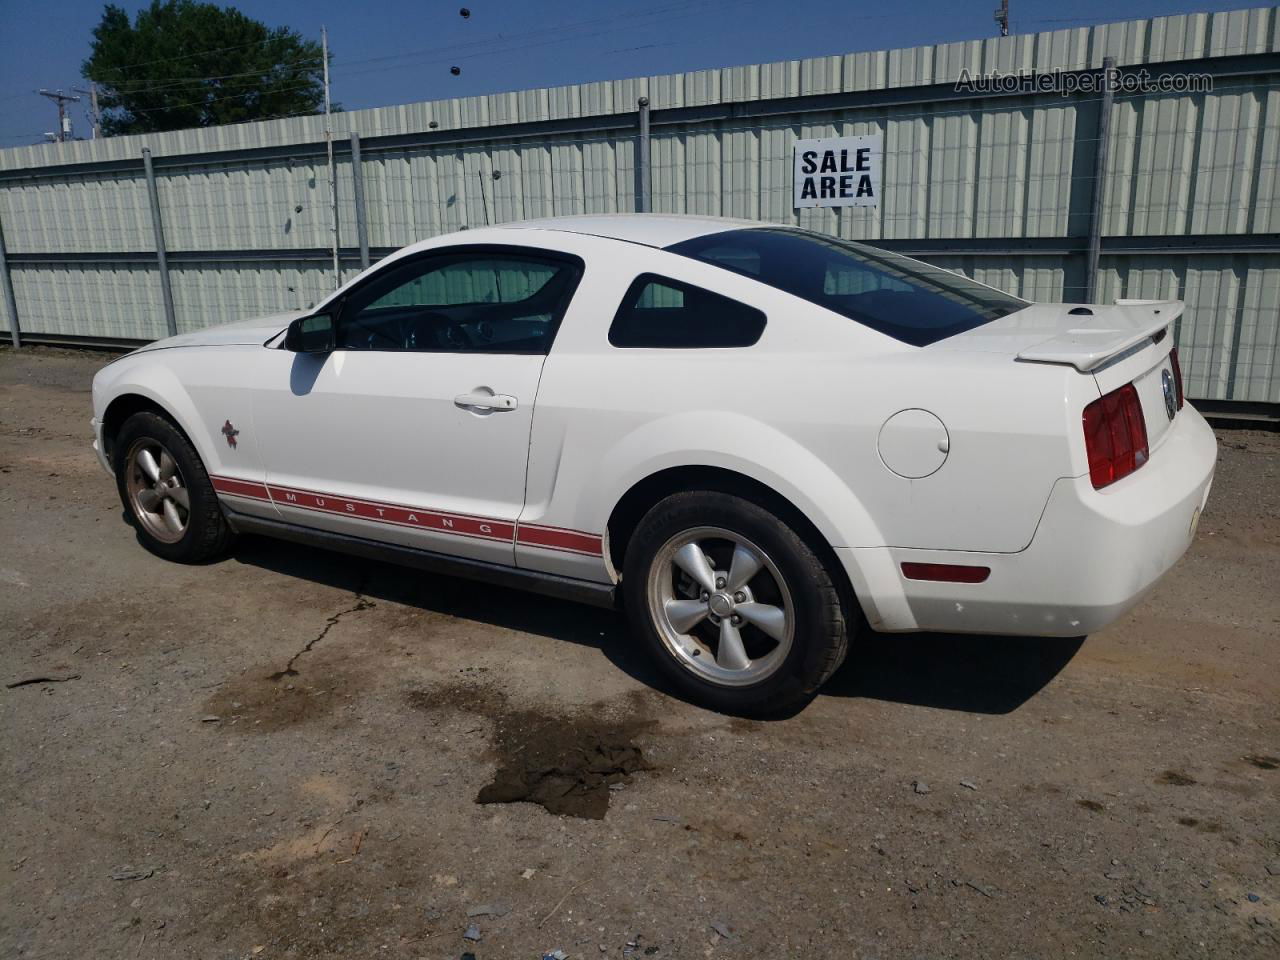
(441, 320, 474, 350)
(393, 311, 467, 350)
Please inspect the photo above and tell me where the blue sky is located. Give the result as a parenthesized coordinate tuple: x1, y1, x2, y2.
(0, 0, 1255, 145)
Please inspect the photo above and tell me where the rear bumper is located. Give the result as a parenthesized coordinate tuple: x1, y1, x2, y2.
(841, 406, 1217, 636)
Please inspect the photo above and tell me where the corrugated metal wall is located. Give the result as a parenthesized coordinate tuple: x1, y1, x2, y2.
(1, 6, 1278, 405)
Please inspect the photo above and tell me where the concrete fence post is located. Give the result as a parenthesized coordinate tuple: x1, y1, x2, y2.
(350, 132, 370, 271)
(1085, 56, 1116, 304)
(142, 148, 178, 337)
(0, 209, 20, 348)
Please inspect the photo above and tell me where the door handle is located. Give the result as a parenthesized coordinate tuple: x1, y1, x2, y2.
(454, 391, 518, 412)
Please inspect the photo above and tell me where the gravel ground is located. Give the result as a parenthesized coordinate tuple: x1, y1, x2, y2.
(1, 346, 1277, 960)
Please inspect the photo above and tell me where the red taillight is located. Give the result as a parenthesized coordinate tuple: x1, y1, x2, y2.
(901, 562, 990, 583)
(1170, 347, 1185, 410)
(1083, 383, 1149, 489)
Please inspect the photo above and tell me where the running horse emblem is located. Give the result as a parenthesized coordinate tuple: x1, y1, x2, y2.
(220, 419, 240, 448)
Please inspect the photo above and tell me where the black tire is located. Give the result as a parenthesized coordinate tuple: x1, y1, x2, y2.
(622, 490, 849, 715)
(113, 410, 235, 563)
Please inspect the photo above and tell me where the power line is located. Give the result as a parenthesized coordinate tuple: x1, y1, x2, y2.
(65, 2, 728, 102)
(81, 55, 325, 93)
(13, 0, 750, 131)
(4, 19, 1268, 142)
(329, 0, 758, 72)
(67, 0, 742, 92)
(112, 81, 320, 119)
(90, 30, 309, 73)
(330, 9, 765, 86)
(31, 0, 761, 132)
(0, 3, 1218, 114)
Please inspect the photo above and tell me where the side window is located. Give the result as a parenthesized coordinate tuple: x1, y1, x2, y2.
(608, 274, 766, 348)
(335, 250, 581, 354)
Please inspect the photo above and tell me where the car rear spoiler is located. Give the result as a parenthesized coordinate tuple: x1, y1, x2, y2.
(1016, 300, 1183, 372)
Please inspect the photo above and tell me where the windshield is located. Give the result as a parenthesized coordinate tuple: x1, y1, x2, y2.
(666, 228, 1028, 346)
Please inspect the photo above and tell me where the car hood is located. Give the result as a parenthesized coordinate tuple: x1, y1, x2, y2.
(129, 311, 304, 354)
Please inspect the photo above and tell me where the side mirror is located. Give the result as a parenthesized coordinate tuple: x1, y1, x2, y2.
(284, 312, 336, 353)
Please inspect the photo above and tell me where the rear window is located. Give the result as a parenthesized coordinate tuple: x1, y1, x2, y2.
(609, 274, 766, 348)
(666, 228, 1027, 346)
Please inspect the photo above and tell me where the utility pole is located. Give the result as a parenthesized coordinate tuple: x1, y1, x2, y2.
(73, 84, 102, 139)
(993, 0, 1009, 37)
(321, 25, 340, 287)
(38, 89, 80, 142)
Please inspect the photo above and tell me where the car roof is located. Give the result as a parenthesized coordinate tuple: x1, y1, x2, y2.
(496, 214, 767, 248)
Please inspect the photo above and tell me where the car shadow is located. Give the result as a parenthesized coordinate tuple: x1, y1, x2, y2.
(289, 352, 327, 396)
(822, 632, 1084, 715)
(226, 535, 1083, 718)
(226, 533, 661, 681)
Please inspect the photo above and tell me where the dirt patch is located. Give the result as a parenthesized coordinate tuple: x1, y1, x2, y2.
(404, 666, 501, 713)
(211, 844, 434, 959)
(1176, 816, 1224, 833)
(408, 678, 655, 819)
(1242, 754, 1279, 770)
(477, 739, 649, 819)
(203, 669, 361, 732)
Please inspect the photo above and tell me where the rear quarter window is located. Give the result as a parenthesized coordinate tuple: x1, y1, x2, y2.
(667, 228, 1027, 346)
(608, 274, 766, 348)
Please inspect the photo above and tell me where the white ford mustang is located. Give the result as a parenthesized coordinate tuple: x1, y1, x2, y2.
(91, 215, 1217, 713)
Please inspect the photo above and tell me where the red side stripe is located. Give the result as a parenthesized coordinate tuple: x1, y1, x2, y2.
(516, 525, 603, 556)
(266, 484, 513, 542)
(267, 481, 509, 524)
(210, 476, 271, 501)
(208, 475, 599, 557)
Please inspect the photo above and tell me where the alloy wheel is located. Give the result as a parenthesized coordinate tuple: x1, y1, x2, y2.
(124, 438, 190, 544)
(645, 526, 794, 687)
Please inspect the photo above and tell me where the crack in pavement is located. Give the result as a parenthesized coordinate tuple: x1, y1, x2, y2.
(269, 593, 375, 681)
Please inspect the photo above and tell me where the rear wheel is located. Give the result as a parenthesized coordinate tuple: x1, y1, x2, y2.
(622, 491, 849, 715)
(113, 411, 234, 563)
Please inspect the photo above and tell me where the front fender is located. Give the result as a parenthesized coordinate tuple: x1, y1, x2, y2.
(93, 349, 253, 480)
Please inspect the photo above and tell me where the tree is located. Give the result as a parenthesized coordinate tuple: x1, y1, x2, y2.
(82, 1, 327, 135)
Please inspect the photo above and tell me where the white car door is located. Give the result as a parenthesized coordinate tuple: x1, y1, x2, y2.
(251, 246, 584, 566)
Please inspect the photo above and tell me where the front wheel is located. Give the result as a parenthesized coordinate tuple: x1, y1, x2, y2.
(622, 491, 849, 715)
(113, 411, 235, 563)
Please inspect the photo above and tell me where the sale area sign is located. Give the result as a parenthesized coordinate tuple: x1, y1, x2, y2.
(793, 134, 882, 208)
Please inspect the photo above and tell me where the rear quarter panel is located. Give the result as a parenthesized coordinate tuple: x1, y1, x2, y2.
(522, 241, 1093, 584)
